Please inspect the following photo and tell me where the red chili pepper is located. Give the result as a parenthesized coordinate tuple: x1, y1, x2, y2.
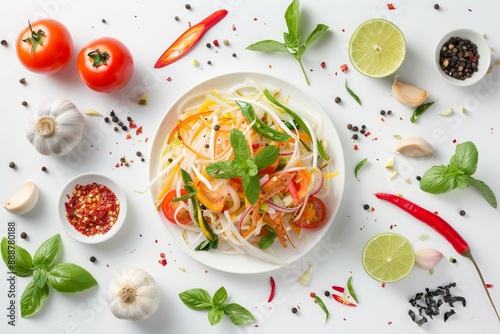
(332, 294, 357, 307)
(268, 276, 276, 302)
(154, 9, 228, 68)
(374, 192, 500, 322)
(287, 179, 302, 205)
(332, 286, 345, 293)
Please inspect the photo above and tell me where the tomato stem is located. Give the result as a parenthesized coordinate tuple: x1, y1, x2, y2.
(22, 20, 45, 55)
(87, 49, 110, 67)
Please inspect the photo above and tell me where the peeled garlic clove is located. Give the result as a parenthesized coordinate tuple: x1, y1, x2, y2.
(395, 136, 434, 157)
(3, 180, 39, 215)
(137, 92, 149, 106)
(392, 75, 429, 108)
(415, 249, 443, 270)
(85, 109, 102, 116)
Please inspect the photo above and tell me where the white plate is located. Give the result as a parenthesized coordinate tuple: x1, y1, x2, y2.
(58, 173, 127, 244)
(149, 72, 345, 274)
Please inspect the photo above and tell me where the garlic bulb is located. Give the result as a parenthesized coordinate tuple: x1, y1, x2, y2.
(106, 268, 160, 321)
(415, 249, 443, 270)
(2, 180, 39, 215)
(392, 76, 428, 107)
(26, 99, 85, 156)
(396, 136, 434, 157)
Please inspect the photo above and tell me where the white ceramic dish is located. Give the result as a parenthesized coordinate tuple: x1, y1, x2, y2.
(148, 72, 345, 274)
(435, 28, 491, 86)
(58, 173, 127, 244)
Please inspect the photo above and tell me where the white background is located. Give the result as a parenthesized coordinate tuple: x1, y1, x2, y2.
(1, 0, 500, 333)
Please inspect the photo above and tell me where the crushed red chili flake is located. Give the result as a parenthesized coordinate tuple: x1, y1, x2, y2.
(136, 126, 143, 136)
(129, 121, 137, 129)
(387, 3, 396, 10)
(232, 24, 236, 31)
(213, 39, 219, 46)
(320, 61, 326, 68)
(64, 183, 120, 236)
(340, 64, 349, 72)
(167, 76, 172, 82)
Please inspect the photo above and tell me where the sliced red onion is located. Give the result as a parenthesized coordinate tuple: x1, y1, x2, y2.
(309, 171, 324, 196)
(238, 204, 254, 232)
(266, 199, 301, 213)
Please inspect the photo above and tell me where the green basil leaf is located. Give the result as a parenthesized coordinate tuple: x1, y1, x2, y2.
(20, 278, 49, 318)
(212, 287, 228, 307)
(420, 165, 456, 194)
(223, 303, 255, 325)
(354, 158, 368, 181)
(47, 263, 97, 293)
(208, 308, 224, 326)
(284, 0, 299, 38)
(246, 40, 289, 53)
(345, 79, 362, 105)
(454, 174, 470, 190)
(33, 268, 48, 290)
(468, 177, 498, 208)
(452, 141, 478, 175)
(242, 173, 261, 205)
(206, 160, 240, 179)
(410, 101, 435, 123)
(304, 24, 329, 51)
(33, 234, 61, 270)
(1, 237, 33, 277)
(179, 288, 213, 310)
(253, 145, 279, 170)
(229, 127, 251, 161)
(258, 227, 276, 249)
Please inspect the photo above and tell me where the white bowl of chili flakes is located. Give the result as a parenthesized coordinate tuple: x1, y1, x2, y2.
(58, 173, 127, 244)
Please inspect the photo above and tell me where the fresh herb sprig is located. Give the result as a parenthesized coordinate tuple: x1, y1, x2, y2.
(410, 101, 435, 123)
(354, 158, 368, 181)
(206, 128, 279, 204)
(1, 234, 97, 317)
(345, 79, 362, 105)
(420, 141, 497, 208)
(179, 287, 254, 326)
(246, 0, 329, 85)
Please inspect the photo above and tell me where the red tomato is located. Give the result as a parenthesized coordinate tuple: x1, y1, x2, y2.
(16, 19, 73, 74)
(161, 190, 191, 225)
(77, 37, 134, 93)
(293, 197, 327, 229)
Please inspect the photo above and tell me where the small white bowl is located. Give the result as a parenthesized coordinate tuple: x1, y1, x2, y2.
(435, 28, 491, 86)
(58, 173, 127, 244)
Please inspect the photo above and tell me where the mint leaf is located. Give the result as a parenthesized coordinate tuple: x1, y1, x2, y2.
(20, 278, 49, 318)
(254, 145, 279, 170)
(208, 308, 225, 326)
(452, 141, 478, 175)
(420, 165, 456, 194)
(47, 263, 97, 293)
(242, 173, 261, 204)
(223, 303, 255, 325)
(230, 127, 251, 161)
(244, 160, 259, 177)
(258, 226, 277, 249)
(246, 40, 289, 53)
(179, 288, 213, 310)
(206, 161, 239, 179)
(33, 234, 61, 270)
(468, 177, 498, 208)
(1, 237, 33, 277)
(304, 24, 329, 51)
(212, 287, 228, 307)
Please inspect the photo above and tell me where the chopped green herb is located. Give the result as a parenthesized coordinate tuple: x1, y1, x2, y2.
(393, 134, 402, 140)
(410, 101, 435, 123)
(345, 79, 361, 105)
(346, 276, 359, 304)
(418, 234, 428, 240)
(354, 158, 368, 181)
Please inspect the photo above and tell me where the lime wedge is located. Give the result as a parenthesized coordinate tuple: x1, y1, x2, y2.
(349, 19, 406, 78)
(362, 232, 415, 283)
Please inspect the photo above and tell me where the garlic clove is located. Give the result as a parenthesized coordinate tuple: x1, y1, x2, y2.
(85, 109, 102, 116)
(438, 108, 453, 116)
(137, 92, 149, 106)
(395, 136, 434, 157)
(392, 75, 429, 107)
(385, 156, 395, 170)
(415, 248, 443, 270)
(2, 180, 39, 215)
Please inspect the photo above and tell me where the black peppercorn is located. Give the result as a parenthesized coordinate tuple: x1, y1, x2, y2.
(207, 60, 212, 65)
(19, 77, 26, 84)
(1, 39, 7, 46)
(127, 116, 132, 121)
(213, 124, 220, 131)
(363, 204, 370, 210)
(334, 96, 341, 104)
(118, 121, 123, 126)
(136, 151, 142, 156)
(232, 53, 237, 58)
(416, 175, 421, 181)
(174, 16, 179, 21)
(459, 210, 466, 216)
(121, 125, 128, 131)
(41, 166, 47, 172)
(20, 232, 27, 239)
(8, 161, 15, 169)
(141, 158, 145, 162)
(101, 18, 107, 23)
(90, 256, 96, 262)
(346, 123, 353, 130)
(168, 158, 173, 163)
(352, 125, 359, 132)
(352, 134, 358, 140)
(291, 307, 298, 314)
(110, 110, 115, 117)
(387, 110, 392, 115)
(324, 291, 330, 297)
(185, 4, 191, 9)
(380, 109, 386, 115)
(434, 4, 440, 10)
(104, 117, 110, 123)
(22, 101, 28, 106)
(113, 127, 118, 132)
(112, 116, 119, 122)
(206, 42, 211, 48)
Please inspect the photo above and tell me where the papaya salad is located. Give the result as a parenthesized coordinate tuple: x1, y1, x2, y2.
(149, 80, 338, 265)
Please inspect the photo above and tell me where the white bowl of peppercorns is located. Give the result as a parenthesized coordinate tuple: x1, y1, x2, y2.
(435, 28, 491, 86)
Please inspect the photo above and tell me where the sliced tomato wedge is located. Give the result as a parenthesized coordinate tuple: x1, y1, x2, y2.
(161, 189, 191, 225)
(195, 176, 228, 212)
(293, 197, 327, 229)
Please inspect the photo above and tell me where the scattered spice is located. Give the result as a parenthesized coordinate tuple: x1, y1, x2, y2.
(439, 37, 479, 80)
(1, 39, 7, 46)
(320, 61, 326, 69)
(434, 4, 440, 10)
(20, 232, 27, 239)
(232, 53, 237, 58)
(22, 101, 28, 107)
(89, 256, 96, 262)
(387, 3, 396, 10)
(207, 60, 212, 65)
(8, 161, 16, 169)
(205, 42, 211, 48)
(104, 117, 110, 123)
(64, 182, 120, 236)
(363, 204, 370, 210)
(223, 39, 229, 45)
(41, 166, 47, 172)
(136, 151, 142, 157)
(185, 3, 191, 9)
(19, 77, 26, 85)
(101, 18, 107, 23)
(334, 96, 341, 104)
(291, 307, 298, 314)
(459, 209, 466, 216)
(340, 64, 348, 72)
(324, 290, 330, 297)
(213, 39, 219, 47)
(112, 116, 119, 122)
(174, 15, 179, 21)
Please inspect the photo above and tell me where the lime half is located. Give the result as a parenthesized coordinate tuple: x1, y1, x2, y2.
(362, 233, 415, 283)
(349, 19, 406, 78)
